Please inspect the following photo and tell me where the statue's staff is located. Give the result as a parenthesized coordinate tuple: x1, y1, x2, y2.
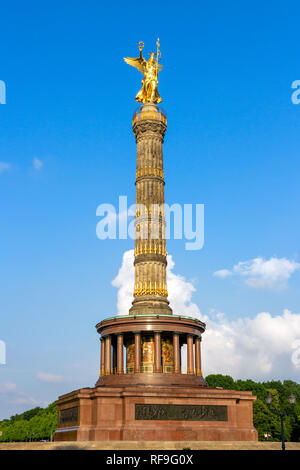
(139, 41, 144, 56)
(156, 37, 161, 78)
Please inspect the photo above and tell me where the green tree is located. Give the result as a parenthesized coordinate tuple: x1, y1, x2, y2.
(204, 375, 300, 442)
(0, 403, 58, 442)
(205, 374, 236, 390)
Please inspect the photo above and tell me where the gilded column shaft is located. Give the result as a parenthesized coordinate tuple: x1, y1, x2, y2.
(130, 104, 172, 315)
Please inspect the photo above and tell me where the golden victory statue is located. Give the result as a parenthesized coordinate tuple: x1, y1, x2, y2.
(124, 38, 163, 104)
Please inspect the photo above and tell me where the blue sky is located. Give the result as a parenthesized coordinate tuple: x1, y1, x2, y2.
(0, 1, 300, 419)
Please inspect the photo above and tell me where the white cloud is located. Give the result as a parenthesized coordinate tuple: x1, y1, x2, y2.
(166, 255, 202, 318)
(213, 269, 232, 279)
(0, 382, 17, 393)
(0, 382, 47, 407)
(112, 250, 300, 381)
(37, 372, 65, 383)
(0, 162, 10, 174)
(11, 395, 42, 406)
(33, 158, 43, 170)
(203, 309, 300, 379)
(111, 249, 135, 315)
(213, 256, 300, 289)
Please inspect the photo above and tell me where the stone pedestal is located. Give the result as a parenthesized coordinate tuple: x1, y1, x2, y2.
(54, 314, 258, 442)
(54, 385, 258, 442)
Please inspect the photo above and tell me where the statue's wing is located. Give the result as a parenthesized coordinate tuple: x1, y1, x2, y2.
(124, 57, 146, 74)
(155, 63, 163, 72)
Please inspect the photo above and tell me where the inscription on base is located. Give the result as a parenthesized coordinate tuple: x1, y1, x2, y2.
(135, 404, 227, 421)
(60, 406, 79, 425)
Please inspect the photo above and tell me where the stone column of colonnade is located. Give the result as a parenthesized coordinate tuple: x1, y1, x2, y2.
(134, 332, 141, 373)
(195, 336, 202, 376)
(129, 103, 172, 316)
(104, 335, 111, 376)
(187, 335, 194, 375)
(117, 334, 124, 374)
(173, 333, 181, 374)
(100, 338, 105, 377)
(99, 332, 203, 377)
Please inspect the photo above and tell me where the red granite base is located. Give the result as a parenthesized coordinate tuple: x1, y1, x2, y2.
(54, 384, 258, 442)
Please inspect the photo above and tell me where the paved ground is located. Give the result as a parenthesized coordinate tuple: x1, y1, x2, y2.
(0, 441, 300, 450)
